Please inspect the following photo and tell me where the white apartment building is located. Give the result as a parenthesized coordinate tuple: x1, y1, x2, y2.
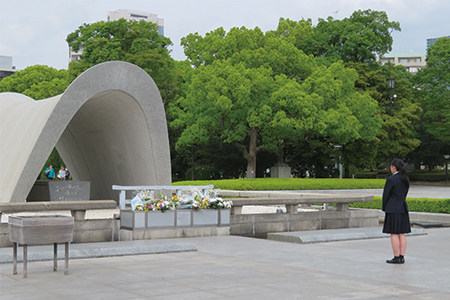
(377, 51, 426, 75)
(107, 9, 164, 36)
(69, 9, 164, 65)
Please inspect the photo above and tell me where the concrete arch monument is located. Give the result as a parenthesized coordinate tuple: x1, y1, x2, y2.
(0, 61, 171, 203)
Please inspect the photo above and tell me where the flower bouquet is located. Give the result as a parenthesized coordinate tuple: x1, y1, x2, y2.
(203, 189, 232, 210)
(135, 194, 178, 213)
(132, 188, 232, 212)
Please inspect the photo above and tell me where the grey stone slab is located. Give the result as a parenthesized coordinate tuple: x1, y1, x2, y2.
(413, 221, 443, 228)
(267, 226, 427, 244)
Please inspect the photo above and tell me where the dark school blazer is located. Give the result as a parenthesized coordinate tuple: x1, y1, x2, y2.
(382, 173, 409, 214)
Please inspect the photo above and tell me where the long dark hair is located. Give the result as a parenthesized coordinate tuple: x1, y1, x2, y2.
(391, 158, 410, 188)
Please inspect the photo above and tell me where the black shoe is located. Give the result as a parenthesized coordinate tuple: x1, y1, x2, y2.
(386, 256, 402, 264)
(399, 255, 405, 264)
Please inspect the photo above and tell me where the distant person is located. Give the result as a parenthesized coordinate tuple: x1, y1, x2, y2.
(58, 166, 66, 180)
(382, 158, 411, 264)
(44, 165, 56, 180)
(65, 168, 71, 180)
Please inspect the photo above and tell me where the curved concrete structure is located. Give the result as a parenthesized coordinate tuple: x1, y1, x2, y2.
(0, 61, 171, 203)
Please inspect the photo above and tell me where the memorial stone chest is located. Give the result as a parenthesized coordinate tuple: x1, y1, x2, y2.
(9, 215, 74, 244)
(8, 215, 74, 277)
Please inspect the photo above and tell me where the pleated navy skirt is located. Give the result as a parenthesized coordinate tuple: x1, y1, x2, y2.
(383, 213, 411, 234)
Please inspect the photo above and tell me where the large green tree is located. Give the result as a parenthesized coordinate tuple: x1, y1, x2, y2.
(295, 62, 382, 177)
(413, 37, 450, 144)
(0, 65, 69, 100)
(407, 37, 450, 170)
(267, 11, 406, 175)
(66, 19, 179, 107)
(342, 62, 421, 171)
(378, 64, 421, 163)
(178, 27, 319, 177)
(173, 60, 277, 178)
(175, 25, 382, 178)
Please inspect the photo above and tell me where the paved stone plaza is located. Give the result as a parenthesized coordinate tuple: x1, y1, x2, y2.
(1, 185, 449, 299)
(1, 226, 449, 299)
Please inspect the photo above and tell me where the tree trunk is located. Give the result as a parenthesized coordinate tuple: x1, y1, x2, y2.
(277, 141, 285, 165)
(344, 164, 350, 178)
(232, 127, 259, 179)
(245, 128, 258, 179)
(343, 146, 350, 178)
(190, 145, 195, 181)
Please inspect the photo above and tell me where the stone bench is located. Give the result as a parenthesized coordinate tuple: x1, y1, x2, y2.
(112, 185, 214, 210)
(0, 200, 117, 221)
(219, 191, 373, 215)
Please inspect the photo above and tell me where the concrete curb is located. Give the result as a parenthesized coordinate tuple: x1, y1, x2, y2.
(0, 241, 197, 264)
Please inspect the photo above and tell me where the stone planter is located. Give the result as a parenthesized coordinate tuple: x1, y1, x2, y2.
(192, 210, 219, 226)
(121, 210, 146, 229)
(120, 209, 229, 229)
(147, 210, 176, 228)
(176, 210, 192, 227)
(219, 209, 231, 226)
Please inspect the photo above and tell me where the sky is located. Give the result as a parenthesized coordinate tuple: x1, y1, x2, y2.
(1, 0, 450, 70)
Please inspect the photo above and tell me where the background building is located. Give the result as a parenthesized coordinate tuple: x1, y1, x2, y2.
(69, 9, 164, 65)
(0, 55, 17, 82)
(107, 9, 164, 36)
(377, 51, 426, 75)
(426, 36, 450, 49)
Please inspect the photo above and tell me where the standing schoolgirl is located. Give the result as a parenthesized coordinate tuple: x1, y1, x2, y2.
(382, 158, 411, 264)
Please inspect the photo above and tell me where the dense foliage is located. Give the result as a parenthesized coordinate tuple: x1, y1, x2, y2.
(274, 9, 401, 64)
(0, 65, 69, 99)
(409, 37, 450, 170)
(413, 37, 450, 144)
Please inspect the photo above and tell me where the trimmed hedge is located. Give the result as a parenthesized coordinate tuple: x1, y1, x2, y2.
(350, 196, 450, 214)
(408, 172, 447, 182)
(356, 170, 447, 181)
(174, 178, 386, 190)
(355, 170, 390, 179)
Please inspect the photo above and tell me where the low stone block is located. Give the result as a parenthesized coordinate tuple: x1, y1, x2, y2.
(73, 229, 113, 243)
(270, 165, 291, 178)
(230, 223, 254, 236)
(119, 229, 133, 241)
(254, 221, 288, 235)
(143, 229, 183, 239)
